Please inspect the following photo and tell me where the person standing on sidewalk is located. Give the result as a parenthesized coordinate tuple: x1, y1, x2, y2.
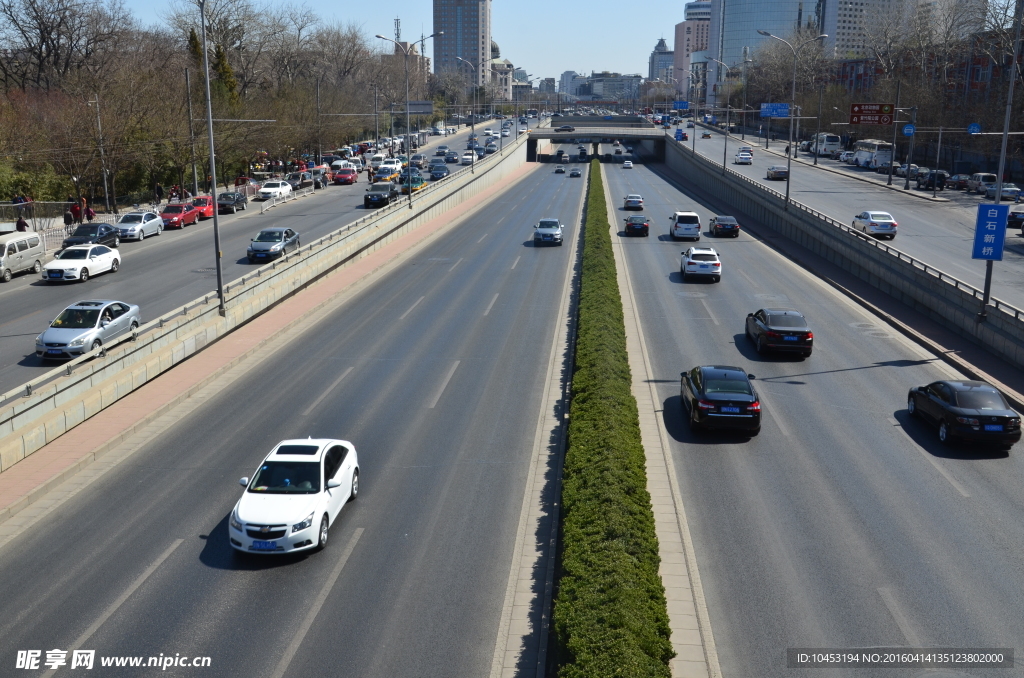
(63, 209, 74, 234)
(155, 182, 164, 204)
(15, 216, 29, 232)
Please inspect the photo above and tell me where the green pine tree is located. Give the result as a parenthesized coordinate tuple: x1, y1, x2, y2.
(187, 28, 203, 67)
(213, 44, 240, 107)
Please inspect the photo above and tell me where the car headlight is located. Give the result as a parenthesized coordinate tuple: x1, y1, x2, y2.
(68, 337, 86, 347)
(270, 244, 282, 251)
(230, 511, 243, 531)
(292, 512, 314, 533)
(64, 267, 78, 273)
(35, 334, 44, 346)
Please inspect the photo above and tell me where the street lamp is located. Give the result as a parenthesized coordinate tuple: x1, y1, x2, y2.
(196, 0, 226, 316)
(707, 58, 733, 173)
(86, 95, 111, 214)
(757, 29, 827, 209)
(456, 56, 478, 173)
(376, 31, 443, 207)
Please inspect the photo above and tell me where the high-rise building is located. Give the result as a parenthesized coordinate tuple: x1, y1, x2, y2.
(539, 78, 556, 93)
(559, 71, 579, 94)
(433, 0, 491, 87)
(648, 38, 675, 81)
(674, 1, 711, 94)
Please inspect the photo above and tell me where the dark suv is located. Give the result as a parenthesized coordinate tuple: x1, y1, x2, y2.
(916, 170, 948, 191)
(285, 172, 313, 190)
(364, 182, 399, 208)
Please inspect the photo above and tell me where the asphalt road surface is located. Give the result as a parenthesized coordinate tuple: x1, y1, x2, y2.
(0, 126, 490, 395)
(0, 162, 585, 677)
(604, 160, 1024, 678)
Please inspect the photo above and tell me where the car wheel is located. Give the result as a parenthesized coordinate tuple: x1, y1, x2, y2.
(1, 268, 10, 283)
(803, 350, 812, 358)
(349, 469, 359, 502)
(90, 339, 101, 352)
(315, 514, 329, 550)
(110, 259, 119, 273)
(113, 236, 120, 247)
(130, 321, 138, 333)
(938, 420, 952, 445)
(242, 202, 247, 210)
(32, 260, 41, 274)
(908, 396, 917, 417)
(714, 276, 721, 283)
(690, 407, 704, 432)
(756, 335, 767, 355)
(231, 206, 237, 214)
(79, 268, 89, 282)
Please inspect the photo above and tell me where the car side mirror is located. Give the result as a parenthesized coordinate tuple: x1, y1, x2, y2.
(239, 477, 249, 487)
(748, 374, 756, 379)
(327, 479, 342, 489)
(101, 319, 110, 327)
(747, 313, 754, 317)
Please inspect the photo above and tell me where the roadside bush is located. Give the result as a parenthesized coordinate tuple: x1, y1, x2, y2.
(553, 159, 674, 677)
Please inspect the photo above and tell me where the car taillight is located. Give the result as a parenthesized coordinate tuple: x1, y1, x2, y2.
(712, 262, 721, 267)
(955, 417, 979, 426)
(869, 222, 878, 227)
(747, 401, 761, 412)
(697, 400, 715, 410)
(805, 332, 814, 342)
(891, 222, 898, 228)
(766, 331, 781, 339)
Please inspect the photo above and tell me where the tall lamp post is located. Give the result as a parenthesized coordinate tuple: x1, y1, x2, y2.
(456, 57, 479, 173)
(376, 31, 443, 207)
(757, 29, 827, 209)
(196, 0, 226, 315)
(707, 58, 733, 173)
(86, 95, 111, 214)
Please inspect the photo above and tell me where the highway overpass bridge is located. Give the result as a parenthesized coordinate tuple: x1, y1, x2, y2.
(527, 127, 670, 162)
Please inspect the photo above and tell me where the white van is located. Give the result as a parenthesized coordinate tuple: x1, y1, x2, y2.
(670, 211, 702, 241)
(370, 154, 385, 170)
(0, 231, 45, 282)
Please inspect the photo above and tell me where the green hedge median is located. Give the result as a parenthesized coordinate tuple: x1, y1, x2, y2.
(553, 159, 674, 677)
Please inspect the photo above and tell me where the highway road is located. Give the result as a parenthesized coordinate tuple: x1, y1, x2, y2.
(604, 160, 1024, 677)
(0, 125, 500, 395)
(683, 128, 1024, 311)
(0, 161, 584, 676)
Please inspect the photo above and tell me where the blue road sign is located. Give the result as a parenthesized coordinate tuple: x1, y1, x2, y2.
(903, 123, 916, 136)
(603, 115, 613, 120)
(968, 123, 981, 135)
(675, 128, 684, 141)
(760, 102, 790, 118)
(674, 101, 690, 110)
(972, 204, 1008, 261)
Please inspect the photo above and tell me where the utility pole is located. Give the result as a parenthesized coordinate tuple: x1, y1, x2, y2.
(903, 106, 918, 190)
(185, 69, 200, 197)
(197, 0, 226, 316)
(87, 95, 111, 213)
(814, 86, 823, 166)
(316, 77, 322, 165)
(888, 80, 901, 186)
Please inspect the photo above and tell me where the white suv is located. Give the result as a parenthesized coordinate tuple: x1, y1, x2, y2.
(681, 246, 722, 282)
(670, 211, 702, 241)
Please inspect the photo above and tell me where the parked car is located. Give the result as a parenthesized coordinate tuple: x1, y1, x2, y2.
(745, 308, 813, 357)
(948, 174, 972, 190)
(895, 163, 918, 177)
(766, 165, 789, 180)
(0, 231, 44, 282)
(533, 218, 564, 246)
(115, 212, 162, 240)
(710, 215, 740, 237)
(233, 176, 262, 197)
(217, 192, 248, 214)
(258, 181, 292, 200)
(985, 182, 1021, 201)
(681, 365, 761, 434)
(230, 438, 359, 553)
(310, 167, 330, 189)
(967, 173, 998, 194)
(1009, 204, 1024, 228)
(332, 168, 359, 185)
(916, 170, 949, 191)
(624, 215, 650, 237)
(36, 299, 141, 360)
(876, 161, 901, 174)
(61, 223, 120, 250)
(364, 182, 399, 208)
(159, 203, 199, 229)
(247, 227, 300, 263)
(42, 244, 119, 283)
(908, 380, 1021, 447)
(191, 196, 215, 219)
(852, 210, 898, 239)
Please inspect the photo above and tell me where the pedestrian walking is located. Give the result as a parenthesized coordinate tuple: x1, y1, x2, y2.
(15, 216, 29, 232)
(63, 209, 74, 235)
(85, 206, 96, 223)
(155, 182, 164, 204)
(70, 202, 82, 225)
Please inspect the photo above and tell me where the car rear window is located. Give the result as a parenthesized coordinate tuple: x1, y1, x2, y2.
(869, 213, 894, 221)
(767, 314, 807, 328)
(690, 253, 717, 261)
(704, 378, 753, 395)
(954, 390, 1008, 410)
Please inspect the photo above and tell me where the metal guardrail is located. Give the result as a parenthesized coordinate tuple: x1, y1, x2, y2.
(258, 186, 316, 213)
(672, 132, 1024, 322)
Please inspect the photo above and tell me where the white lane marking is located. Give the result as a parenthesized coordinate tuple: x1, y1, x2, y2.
(399, 296, 425, 320)
(427, 360, 460, 409)
(877, 587, 924, 646)
(302, 367, 354, 416)
(270, 528, 364, 678)
(756, 391, 789, 437)
(699, 298, 721, 325)
(448, 257, 463, 273)
(511, 255, 520, 270)
(483, 293, 499, 316)
(888, 416, 970, 497)
(40, 539, 184, 677)
(477, 233, 488, 243)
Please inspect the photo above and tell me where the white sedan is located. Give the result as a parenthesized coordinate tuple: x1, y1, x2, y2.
(622, 160, 634, 169)
(42, 245, 120, 283)
(230, 438, 359, 554)
(734, 152, 753, 165)
(258, 181, 292, 200)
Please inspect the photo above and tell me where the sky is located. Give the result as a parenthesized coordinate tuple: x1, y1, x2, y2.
(125, 0, 675, 88)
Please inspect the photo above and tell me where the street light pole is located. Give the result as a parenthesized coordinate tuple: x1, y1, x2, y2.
(87, 95, 111, 214)
(197, 0, 226, 316)
(757, 30, 828, 209)
(708, 58, 732, 174)
(902, 106, 917, 191)
(456, 56, 478, 173)
(814, 86, 822, 166)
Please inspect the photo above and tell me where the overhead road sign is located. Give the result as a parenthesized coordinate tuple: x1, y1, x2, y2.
(849, 103, 894, 125)
(973, 204, 1008, 261)
(968, 123, 982, 135)
(760, 103, 790, 118)
(673, 101, 690, 110)
(903, 124, 916, 136)
(406, 101, 434, 115)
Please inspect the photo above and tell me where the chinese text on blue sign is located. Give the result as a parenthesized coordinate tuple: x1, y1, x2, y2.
(760, 103, 790, 118)
(972, 204, 1008, 261)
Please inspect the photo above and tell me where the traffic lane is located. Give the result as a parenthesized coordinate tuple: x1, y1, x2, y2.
(606, 163, 1024, 677)
(0, 165, 583, 677)
(0, 128, 484, 392)
(687, 131, 1024, 306)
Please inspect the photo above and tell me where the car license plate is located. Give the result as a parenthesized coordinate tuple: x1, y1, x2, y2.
(699, 264, 709, 268)
(721, 406, 740, 413)
(47, 349, 63, 355)
(48, 271, 62, 278)
(985, 424, 1004, 432)
(251, 540, 277, 550)
(256, 253, 266, 257)
(783, 336, 798, 341)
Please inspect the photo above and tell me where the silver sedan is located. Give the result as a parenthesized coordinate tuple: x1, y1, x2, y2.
(116, 211, 163, 240)
(36, 300, 141, 360)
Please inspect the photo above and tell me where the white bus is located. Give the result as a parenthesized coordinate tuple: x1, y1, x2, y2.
(851, 139, 893, 169)
(811, 132, 841, 156)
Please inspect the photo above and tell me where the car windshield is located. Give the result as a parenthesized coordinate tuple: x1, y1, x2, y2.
(255, 231, 284, 242)
(248, 461, 320, 494)
(192, 198, 208, 205)
(704, 378, 753, 395)
(767, 314, 807, 328)
(162, 206, 184, 214)
(869, 213, 894, 221)
(118, 215, 143, 224)
(690, 253, 718, 261)
(51, 308, 99, 328)
(71, 225, 100, 236)
(218, 193, 239, 200)
(56, 249, 89, 260)
(954, 390, 1008, 410)
(263, 182, 281, 188)
(538, 220, 560, 229)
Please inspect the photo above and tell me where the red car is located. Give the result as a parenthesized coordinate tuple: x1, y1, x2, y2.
(191, 196, 215, 219)
(333, 168, 359, 185)
(160, 203, 199, 228)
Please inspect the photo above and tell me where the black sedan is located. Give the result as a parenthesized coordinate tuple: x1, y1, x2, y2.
(429, 165, 451, 180)
(217, 192, 248, 213)
(745, 308, 813, 357)
(681, 365, 761, 434)
(624, 215, 650, 237)
(61, 223, 119, 250)
(908, 380, 1021, 447)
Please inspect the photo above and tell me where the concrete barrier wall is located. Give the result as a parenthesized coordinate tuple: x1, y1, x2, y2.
(0, 135, 529, 474)
(663, 138, 1024, 370)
